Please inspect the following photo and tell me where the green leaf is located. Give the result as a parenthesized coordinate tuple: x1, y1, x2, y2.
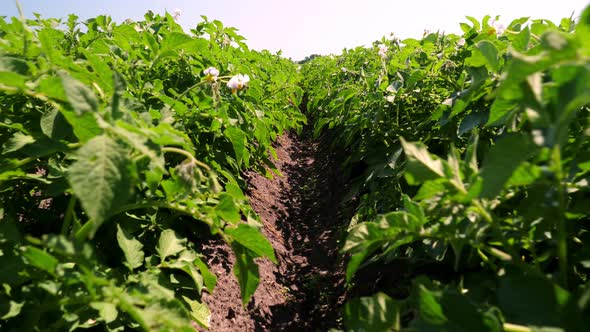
(414, 179, 447, 200)
(439, 292, 502, 332)
(476, 40, 501, 72)
(403, 195, 426, 221)
(37, 28, 62, 64)
(0, 222, 26, 285)
(110, 124, 165, 171)
(59, 108, 102, 142)
(158, 229, 187, 262)
(0, 300, 24, 319)
(90, 302, 118, 324)
(40, 76, 101, 141)
(40, 108, 72, 141)
(343, 293, 399, 332)
(2, 132, 35, 154)
(182, 296, 211, 329)
(499, 274, 569, 326)
(43, 235, 75, 256)
(22, 246, 58, 276)
(343, 222, 394, 253)
(39, 76, 67, 101)
(137, 271, 176, 299)
(458, 111, 488, 136)
(226, 224, 277, 263)
(225, 127, 247, 167)
(163, 252, 204, 294)
(377, 211, 424, 233)
(576, 5, 590, 55)
(479, 133, 534, 198)
(116, 224, 144, 270)
(0, 56, 28, 88)
(215, 194, 241, 224)
(110, 70, 125, 120)
(412, 285, 502, 332)
(506, 162, 542, 187)
(59, 72, 99, 115)
(0, 56, 29, 75)
(401, 138, 445, 184)
(346, 251, 370, 282)
(68, 135, 131, 233)
(225, 182, 245, 200)
(465, 16, 481, 30)
(194, 256, 217, 293)
(232, 243, 259, 306)
(512, 26, 531, 51)
(342, 221, 407, 281)
(465, 40, 500, 72)
(464, 133, 480, 177)
(496, 40, 576, 104)
(487, 97, 518, 126)
(416, 284, 447, 325)
(137, 297, 195, 331)
(552, 64, 590, 146)
(0, 72, 26, 89)
(160, 32, 193, 51)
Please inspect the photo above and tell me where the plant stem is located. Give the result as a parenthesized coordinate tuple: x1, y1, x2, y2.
(15, 0, 28, 57)
(473, 199, 523, 266)
(61, 196, 77, 236)
(477, 248, 498, 271)
(10, 157, 36, 169)
(110, 201, 207, 220)
(551, 145, 568, 288)
(74, 220, 94, 243)
(162, 146, 211, 171)
(503, 323, 532, 332)
(169, 77, 227, 109)
(114, 288, 151, 331)
(111, 201, 230, 242)
(482, 245, 512, 261)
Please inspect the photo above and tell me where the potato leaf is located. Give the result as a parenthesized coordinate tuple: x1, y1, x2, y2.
(226, 224, 277, 263)
(68, 135, 131, 234)
(158, 229, 187, 262)
(116, 224, 144, 271)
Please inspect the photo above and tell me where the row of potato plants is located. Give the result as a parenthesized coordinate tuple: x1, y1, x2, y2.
(303, 6, 590, 332)
(0, 10, 305, 331)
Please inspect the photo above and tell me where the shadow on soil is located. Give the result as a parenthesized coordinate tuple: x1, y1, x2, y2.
(249, 130, 348, 331)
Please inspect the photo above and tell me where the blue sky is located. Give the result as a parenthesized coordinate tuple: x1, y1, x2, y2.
(1, 0, 588, 60)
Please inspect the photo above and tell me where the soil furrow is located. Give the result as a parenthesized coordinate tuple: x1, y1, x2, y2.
(201, 131, 346, 331)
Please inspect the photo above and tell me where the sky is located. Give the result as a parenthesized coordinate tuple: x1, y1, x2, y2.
(1, 0, 589, 60)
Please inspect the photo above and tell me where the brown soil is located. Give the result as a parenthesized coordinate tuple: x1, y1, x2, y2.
(200, 131, 347, 331)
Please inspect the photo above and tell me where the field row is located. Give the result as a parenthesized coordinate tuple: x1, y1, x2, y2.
(1, 6, 590, 331)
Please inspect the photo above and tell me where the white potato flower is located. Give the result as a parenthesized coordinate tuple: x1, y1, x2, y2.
(203, 67, 220, 81)
(378, 44, 388, 58)
(227, 74, 250, 93)
(491, 19, 505, 36)
(172, 8, 181, 20)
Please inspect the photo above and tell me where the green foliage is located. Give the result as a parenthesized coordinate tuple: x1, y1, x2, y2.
(0, 10, 303, 331)
(304, 5, 590, 332)
(2, 4, 590, 331)
(343, 292, 400, 331)
(68, 135, 132, 234)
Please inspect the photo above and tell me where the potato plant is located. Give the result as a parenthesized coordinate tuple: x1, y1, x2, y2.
(0, 11, 304, 331)
(303, 7, 590, 332)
